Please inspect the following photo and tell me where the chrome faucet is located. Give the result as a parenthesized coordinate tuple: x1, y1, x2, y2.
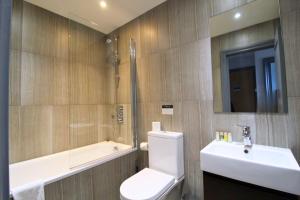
(237, 125, 252, 148)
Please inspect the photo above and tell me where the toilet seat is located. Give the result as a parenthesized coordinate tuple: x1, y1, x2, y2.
(120, 168, 175, 200)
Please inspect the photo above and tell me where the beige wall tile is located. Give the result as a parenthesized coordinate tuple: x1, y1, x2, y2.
(10, 105, 70, 162)
(105, 66, 117, 104)
(97, 105, 113, 142)
(137, 3, 173, 56)
(199, 100, 214, 147)
(254, 114, 270, 146)
(137, 103, 162, 142)
(69, 22, 90, 65)
(137, 58, 150, 103)
(72, 66, 109, 104)
(19, 52, 69, 106)
(286, 97, 300, 161)
(279, 0, 300, 15)
(182, 101, 201, 161)
(52, 17, 69, 60)
(197, 38, 213, 101)
(164, 48, 182, 102)
(9, 106, 21, 163)
(167, 0, 181, 48)
(88, 30, 106, 66)
(117, 62, 131, 104)
(168, 0, 210, 47)
(52, 106, 70, 153)
(178, 0, 198, 45)
(70, 62, 111, 105)
(155, 3, 171, 51)
(44, 152, 136, 200)
(92, 152, 136, 200)
(140, 11, 158, 56)
(19, 106, 53, 161)
(181, 101, 201, 199)
(262, 114, 289, 148)
(53, 59, 69, 105)
(22, 2, 69, 59)
(180, 41, 201, 101)
(60, 176, 78, 200)
(88, 64, 107, 104)
(10, 0, 23, 51)
(91, 160, 111, 199)
(136, 103, 148, 142)
(77, 170, 94, 200)
(69, 105, 98, 148)
(196, 0, 210, 40)
(69, 21, 105, 66)
(21, 52, 54, 105)
(9, 50, 21, 105)
(44, 182, 63, 200)
(281, 10, 300, 97)
(148, 53, 165, 102)
(69, 62, 89, 105)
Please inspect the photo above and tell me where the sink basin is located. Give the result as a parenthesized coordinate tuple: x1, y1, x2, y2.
(200, 141, 300, 195)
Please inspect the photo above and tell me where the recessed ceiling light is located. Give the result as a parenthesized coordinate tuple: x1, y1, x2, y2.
(99, 1, 107, 9)
(234, 12, 241, 19)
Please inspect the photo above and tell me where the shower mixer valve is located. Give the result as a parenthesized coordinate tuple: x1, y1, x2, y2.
(117, 105, 124, 124)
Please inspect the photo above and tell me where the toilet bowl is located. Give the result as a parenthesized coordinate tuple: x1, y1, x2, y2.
(120, 131, 184, 200)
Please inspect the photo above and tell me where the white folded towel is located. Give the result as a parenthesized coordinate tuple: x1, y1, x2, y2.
(11, 180, 45, 200)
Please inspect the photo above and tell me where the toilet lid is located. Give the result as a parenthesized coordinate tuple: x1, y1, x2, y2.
(120, 168, 175, 200)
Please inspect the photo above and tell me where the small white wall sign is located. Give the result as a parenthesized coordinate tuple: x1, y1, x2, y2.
(162, 105, 174, 115)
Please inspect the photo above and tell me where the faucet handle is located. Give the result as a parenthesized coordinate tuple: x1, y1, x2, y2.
(236, 125, 250, 136)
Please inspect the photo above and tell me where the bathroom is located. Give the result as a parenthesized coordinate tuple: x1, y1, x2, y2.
(0, 0, 299, 199)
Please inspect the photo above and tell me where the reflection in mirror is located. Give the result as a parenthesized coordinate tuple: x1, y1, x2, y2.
(211, 0, 288, 113)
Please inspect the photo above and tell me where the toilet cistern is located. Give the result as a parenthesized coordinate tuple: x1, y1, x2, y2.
(120, 131, 184, 200)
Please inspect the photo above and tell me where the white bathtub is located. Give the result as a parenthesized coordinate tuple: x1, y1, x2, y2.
(10, 141, 135, 192)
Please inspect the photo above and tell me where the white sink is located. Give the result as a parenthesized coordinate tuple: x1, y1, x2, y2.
(200, 141, 300, 195)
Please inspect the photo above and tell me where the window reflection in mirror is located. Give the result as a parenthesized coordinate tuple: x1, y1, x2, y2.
(211, 0, 288, 113)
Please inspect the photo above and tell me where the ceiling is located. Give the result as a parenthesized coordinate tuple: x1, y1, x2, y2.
(24, 0, 166, 34)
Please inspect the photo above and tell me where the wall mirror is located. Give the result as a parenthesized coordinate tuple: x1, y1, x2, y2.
(211, 0, 288, 113)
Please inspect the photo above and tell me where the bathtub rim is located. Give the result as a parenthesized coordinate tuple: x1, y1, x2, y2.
(9, 145, 137, 196)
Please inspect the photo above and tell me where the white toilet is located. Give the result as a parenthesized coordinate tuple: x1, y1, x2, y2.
(120, 131, 184, 200)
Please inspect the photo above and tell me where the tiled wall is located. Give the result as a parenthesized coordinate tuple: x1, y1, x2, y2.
(111, 0, 300, 199)
(9, 0, 116, 163)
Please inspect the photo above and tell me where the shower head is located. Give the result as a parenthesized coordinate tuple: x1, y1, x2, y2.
(106, 35, 119, 44)
(106, 38, 112, 44)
